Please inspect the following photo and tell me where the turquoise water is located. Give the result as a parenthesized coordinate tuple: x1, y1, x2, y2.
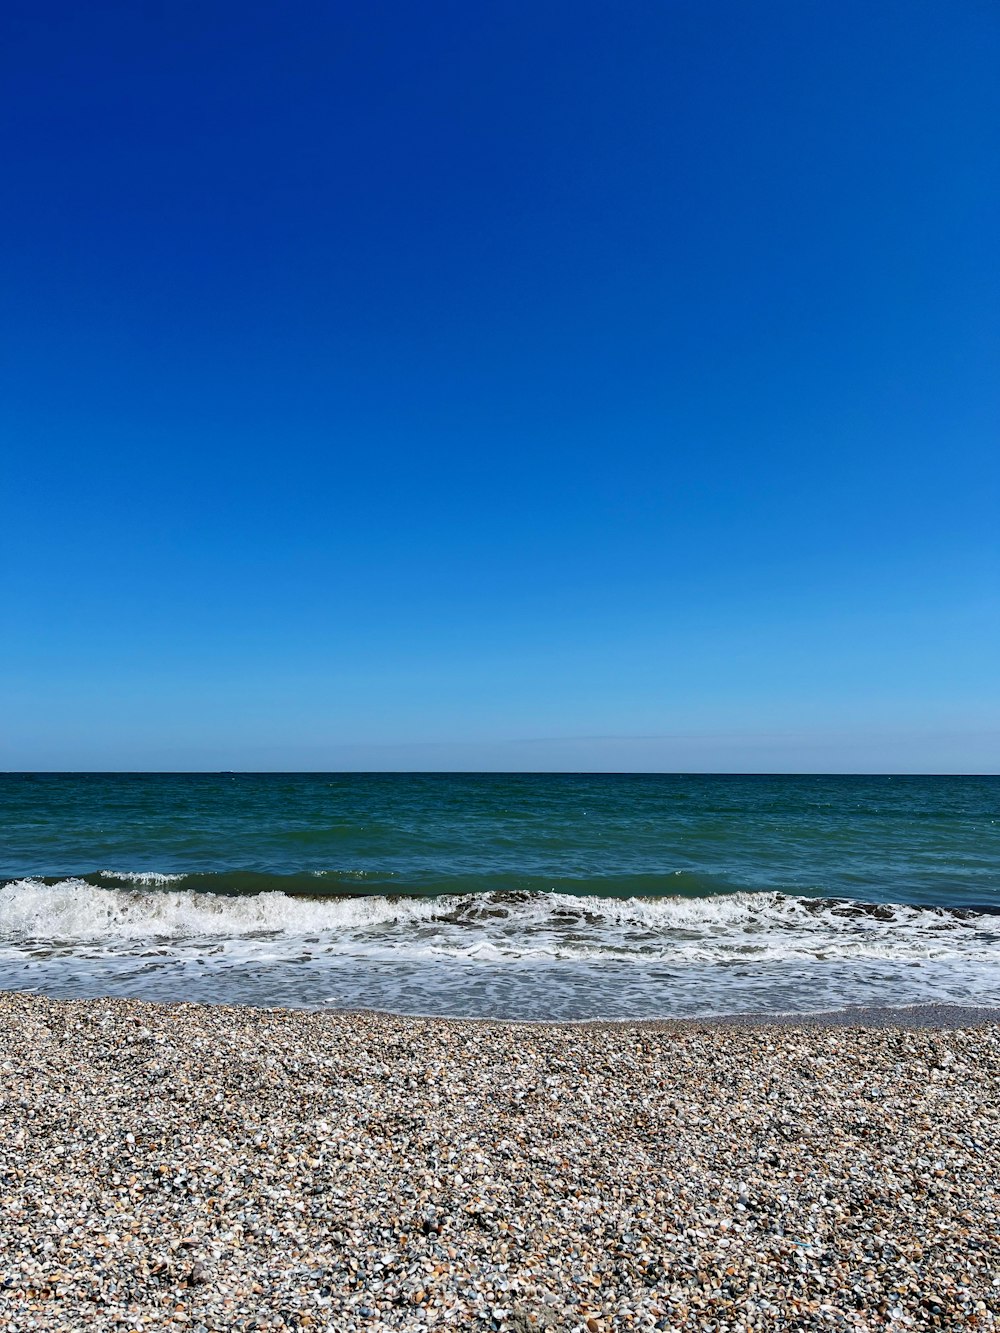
(1, 773, 998, 1017)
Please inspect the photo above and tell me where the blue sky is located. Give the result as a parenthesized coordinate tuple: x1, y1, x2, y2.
(2, 0, 998, 772)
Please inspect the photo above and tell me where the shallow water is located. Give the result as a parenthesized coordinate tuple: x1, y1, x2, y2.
(1, 773, 998, 1018)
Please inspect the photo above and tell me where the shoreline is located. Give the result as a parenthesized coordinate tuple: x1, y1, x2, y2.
(4, 987, 1000, 1030)
(2, 990, 998, 1330)
(337, 1000, 1000, 1032)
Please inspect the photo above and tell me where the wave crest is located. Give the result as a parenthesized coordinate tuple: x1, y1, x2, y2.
(0, 878, 995, 966)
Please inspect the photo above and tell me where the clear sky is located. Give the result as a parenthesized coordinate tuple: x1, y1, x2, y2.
(2, 0, 998, 772)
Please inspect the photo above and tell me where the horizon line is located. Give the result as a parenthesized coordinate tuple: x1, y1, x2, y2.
(2, 770, 998, 779)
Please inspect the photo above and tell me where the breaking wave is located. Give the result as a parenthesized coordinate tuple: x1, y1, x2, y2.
(3, 879, 997, 1019)
(0, 878, 995, 965)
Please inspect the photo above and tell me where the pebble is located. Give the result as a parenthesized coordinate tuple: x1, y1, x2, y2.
(0, 993, 997, 1330)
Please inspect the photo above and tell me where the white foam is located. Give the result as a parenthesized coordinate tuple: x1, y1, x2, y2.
(0, 879, 442, 944)
(0, 879, 994, 967)
(99, 870, 187, 886)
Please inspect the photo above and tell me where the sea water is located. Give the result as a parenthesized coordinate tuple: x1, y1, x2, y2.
(1, 772, 997, 1019)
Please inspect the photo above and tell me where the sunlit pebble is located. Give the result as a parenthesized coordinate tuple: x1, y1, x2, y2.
(0, 992, 997, 1331)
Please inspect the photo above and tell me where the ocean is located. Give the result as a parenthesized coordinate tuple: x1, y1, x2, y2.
(1, 772, 997, 1019)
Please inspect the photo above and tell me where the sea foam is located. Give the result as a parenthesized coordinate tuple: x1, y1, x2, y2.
(0, 878, 994, 965)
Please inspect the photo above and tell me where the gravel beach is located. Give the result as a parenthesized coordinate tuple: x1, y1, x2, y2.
(1, 994, 997, 1331)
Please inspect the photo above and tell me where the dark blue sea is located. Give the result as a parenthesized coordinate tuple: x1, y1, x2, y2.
(1, 773, 997, 1019)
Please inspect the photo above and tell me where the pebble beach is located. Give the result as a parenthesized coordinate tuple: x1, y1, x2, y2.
(1, 995, 998, 1332)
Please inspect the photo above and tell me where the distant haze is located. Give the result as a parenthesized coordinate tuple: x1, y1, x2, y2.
(7, 732, 999, 775)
